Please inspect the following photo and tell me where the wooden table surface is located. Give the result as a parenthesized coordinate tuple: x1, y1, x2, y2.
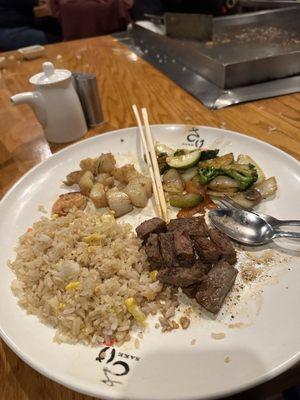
(0, 35, 299, 400)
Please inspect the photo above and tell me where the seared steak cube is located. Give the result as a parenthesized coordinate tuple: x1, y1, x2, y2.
(167, 217, 208, 236)
(195, 260, 238, 314)
(192, 259, 211, 275)
(136, 217, 166, 241)
(182, 283, 200, 299)
(145, 234, 163, 269)
(193, 237, 219, 264)
(158, 232, 177, 267)
(158, 262, 207, 287)
(209, 228, 237, 265)
(173, 231, 195, 267)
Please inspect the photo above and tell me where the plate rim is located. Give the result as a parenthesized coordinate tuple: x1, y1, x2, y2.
(1, 124, 300, 400)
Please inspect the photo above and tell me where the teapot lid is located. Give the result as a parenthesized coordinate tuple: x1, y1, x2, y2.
(29, 62, 71, 85)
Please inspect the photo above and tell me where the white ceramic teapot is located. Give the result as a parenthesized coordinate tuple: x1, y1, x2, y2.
(11, 62, 87, 143)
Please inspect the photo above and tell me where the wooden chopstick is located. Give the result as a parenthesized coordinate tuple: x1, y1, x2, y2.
(132, 104, 163, 219)
(141, 108, 169, 222)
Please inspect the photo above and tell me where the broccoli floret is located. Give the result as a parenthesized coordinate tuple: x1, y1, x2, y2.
(199, 149, 219, 161)
(221, 163, 258, 190)
(198, 166, 219, 185)
(198, 163, 258, 190)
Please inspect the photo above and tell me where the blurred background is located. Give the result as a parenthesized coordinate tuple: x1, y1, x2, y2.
(0, 0, 245, 51)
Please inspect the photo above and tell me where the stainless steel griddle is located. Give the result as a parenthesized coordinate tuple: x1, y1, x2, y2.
(132, 7, 300, 89)
(114, 6, 300, 108)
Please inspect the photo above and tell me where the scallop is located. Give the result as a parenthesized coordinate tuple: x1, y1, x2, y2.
(106, 188, 133, 217)
(124, 179, 148, 208)
(90, 182, 107, 208)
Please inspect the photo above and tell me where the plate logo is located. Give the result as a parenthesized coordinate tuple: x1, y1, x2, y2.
(96, 346, 140, 387)
(184, 127, 205, 148)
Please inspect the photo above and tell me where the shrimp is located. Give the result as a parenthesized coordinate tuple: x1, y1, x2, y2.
(52, 192, 87, 216)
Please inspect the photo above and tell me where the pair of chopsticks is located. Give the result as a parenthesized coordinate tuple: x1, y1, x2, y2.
(132, 105, 168, 222)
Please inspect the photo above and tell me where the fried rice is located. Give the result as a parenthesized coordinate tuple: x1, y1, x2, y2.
(9, 210, 174, 346)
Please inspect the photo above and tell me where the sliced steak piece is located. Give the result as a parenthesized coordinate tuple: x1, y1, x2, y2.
(195, 260, 238, 314)
(192, 259, 212, 275)
(181, 261, 211, 297)
(209, 228, 237, 265)
(167, 217, 208, 236)
(158, 262, 207, 287)
(182, 283, 200, 299)
(173, 230, 195, 267)
(136, 217, 167, 242)
(193, 237, 220, 264)
(159, 232, 177, 267)
(145, 234, 163, 269)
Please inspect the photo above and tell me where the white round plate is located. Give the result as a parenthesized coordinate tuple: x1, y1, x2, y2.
(1, 125, 300, 400)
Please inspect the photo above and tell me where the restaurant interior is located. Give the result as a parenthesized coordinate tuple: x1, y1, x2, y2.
(0, 1, 300, 400)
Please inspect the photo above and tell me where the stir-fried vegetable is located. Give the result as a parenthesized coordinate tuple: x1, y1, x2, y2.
(198, 167, 219, 186)
(166, 149, 201, 169)
(229, 188, 262, 208)
(157, 153, 169, 174)
(180, 167, 198, 182)
(199, 149, 219, 161)
(162, 169, 184, 194)
(199, 153, 234, 168)
(170, 193, 204, 208)
(237, 154, 265, 185)
(255, 176, 277, 198)
(199, 164, 258, 191)
(185, 176, 207, 196)
(221, 164, 258, 191)
(156, 144, 277, 212)
(208, 175, 239, 192)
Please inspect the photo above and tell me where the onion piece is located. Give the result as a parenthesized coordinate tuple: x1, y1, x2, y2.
(230, 192, 260, 208)
(180, 167, 198, 182)
(155, 142, 174, 156)
(185, 176, 207, 196)
(162, 168, 184, 194)
(207, 189, 238, 198)
(200, 153, 233, 168)
(208, 176, 239, 192)
(255, 177, 277, 198)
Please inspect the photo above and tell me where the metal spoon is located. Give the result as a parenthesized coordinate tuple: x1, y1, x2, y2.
(209, 208, 300, 246)
(221, 195, 300, 229)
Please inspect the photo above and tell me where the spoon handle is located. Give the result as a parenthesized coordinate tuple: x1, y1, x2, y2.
(274, 231, 300, 240)
(276, 220, 300, 227)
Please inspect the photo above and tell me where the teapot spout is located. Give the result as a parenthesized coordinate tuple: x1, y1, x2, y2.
(11, 92, 47, 128)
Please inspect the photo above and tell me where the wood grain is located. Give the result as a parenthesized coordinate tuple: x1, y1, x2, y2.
(0, 35, 299, 400)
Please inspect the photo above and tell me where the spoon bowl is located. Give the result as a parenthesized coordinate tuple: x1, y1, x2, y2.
(209, 208, 300, 246)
